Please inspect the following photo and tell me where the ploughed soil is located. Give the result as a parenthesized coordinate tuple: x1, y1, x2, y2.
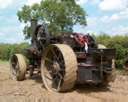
(0, 62, 128, 102)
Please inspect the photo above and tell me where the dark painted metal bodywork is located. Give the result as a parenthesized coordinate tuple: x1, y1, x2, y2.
(77, 49, 115, 84)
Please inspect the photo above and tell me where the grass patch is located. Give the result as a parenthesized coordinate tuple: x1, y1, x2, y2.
(116, 68, 128, 75)
(0, 60, 8, 64)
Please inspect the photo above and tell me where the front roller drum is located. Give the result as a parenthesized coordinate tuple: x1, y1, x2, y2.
(10, 54, 27, 81)
(41, 44, 77, 92)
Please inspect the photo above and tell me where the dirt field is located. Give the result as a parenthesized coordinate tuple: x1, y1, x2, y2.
(0, 62, 128, 102)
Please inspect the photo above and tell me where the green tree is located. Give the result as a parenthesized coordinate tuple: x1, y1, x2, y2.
(17, 0, 87, 38)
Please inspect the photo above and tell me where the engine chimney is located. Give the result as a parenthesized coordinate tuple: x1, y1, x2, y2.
(31, 19, 37, 43)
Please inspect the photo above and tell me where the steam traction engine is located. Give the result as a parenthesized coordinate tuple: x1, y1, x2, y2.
(10, 20, 116, 92)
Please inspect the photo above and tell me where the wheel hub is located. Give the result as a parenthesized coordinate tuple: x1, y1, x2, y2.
(53, 61, 60, 72)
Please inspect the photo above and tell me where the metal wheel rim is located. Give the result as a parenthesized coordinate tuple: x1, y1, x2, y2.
(10, 55, 20, 79)
(42, 46, 65, 91)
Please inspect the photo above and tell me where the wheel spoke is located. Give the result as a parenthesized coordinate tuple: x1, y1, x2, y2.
(57, 53, 64, 67)
(12, 60, 19, 76)
(50, 48, 65, 70)
(59, 61, 65, 69)
(45, 75, 52, 80)
(57, 79, 61, 91)
(50, 48, 60, 62)
(57, 73, 62, 91)
(45, 57, 53, 64)
(12, 68, 16, 76)
(52, 73, 63, 90)
(15, 62, 19, 73)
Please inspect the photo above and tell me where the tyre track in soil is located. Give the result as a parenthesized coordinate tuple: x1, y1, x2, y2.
(0, 63, 128, 102)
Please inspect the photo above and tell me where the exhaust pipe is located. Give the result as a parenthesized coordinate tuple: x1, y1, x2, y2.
(31, 19, 37, 43)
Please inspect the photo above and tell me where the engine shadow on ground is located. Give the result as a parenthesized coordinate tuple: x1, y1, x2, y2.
(27, 73, 43, 84)
(74, 84, 111, 94)
(26, 73, 111, 93)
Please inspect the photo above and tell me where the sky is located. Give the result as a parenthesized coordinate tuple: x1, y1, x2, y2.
(0, 0, 128, 43)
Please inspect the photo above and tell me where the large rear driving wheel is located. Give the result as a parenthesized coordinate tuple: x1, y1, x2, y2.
(41, 44, 77, 92)
(10, 54, 27, 81)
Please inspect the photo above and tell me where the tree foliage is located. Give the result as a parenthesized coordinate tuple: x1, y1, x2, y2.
(17, 0, 87, 38)
(95, 34, 128, 69)
(0, 43, 29, 60)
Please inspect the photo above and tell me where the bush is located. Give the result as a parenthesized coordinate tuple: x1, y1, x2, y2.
(96, 34, 128, 69)
(0, 43, 29, 60)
